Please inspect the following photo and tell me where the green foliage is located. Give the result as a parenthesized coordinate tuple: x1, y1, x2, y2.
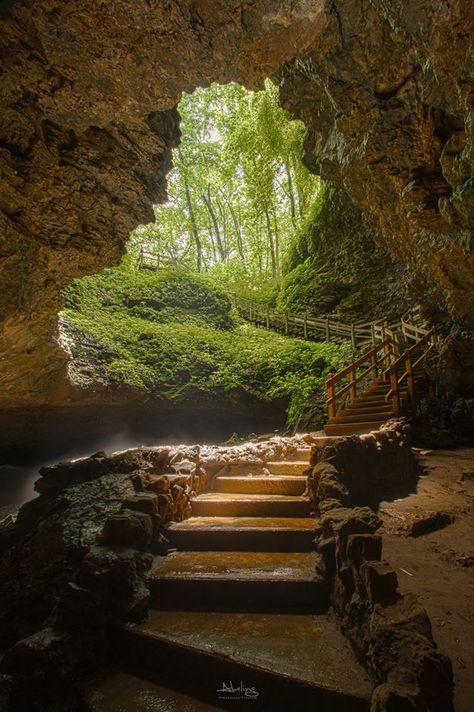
(276, 260, 315, 314)
(64, 264, 234, 331)
(61, 265, 350, 429)
(128, 81, 321, 284)
(277, 183, 410, 321)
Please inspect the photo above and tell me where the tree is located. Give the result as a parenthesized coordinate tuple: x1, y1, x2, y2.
(128, 80, 320, 290)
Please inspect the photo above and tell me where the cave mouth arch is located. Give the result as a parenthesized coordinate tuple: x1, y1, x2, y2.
(0, 1, 473, 444)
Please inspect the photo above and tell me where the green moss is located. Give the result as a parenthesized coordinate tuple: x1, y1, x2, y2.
(61, 263, 351, 429)
(64, 264, 235, 330)
(277, 183, 410, 321)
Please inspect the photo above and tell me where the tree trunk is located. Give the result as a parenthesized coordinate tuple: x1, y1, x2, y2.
(272, 207, 280, 278)
(179, 147, 203, 271)
(202, 185, 226, 261)
(291, 153, 305, 218)
(284, 161, 297, 226)
(228, 202, 246, 267)
(264, 207, 277, 279)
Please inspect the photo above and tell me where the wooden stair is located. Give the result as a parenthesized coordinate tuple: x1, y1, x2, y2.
(324, 331, 436, 436)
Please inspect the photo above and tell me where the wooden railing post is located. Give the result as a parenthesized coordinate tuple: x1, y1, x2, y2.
(371, 347, 378, 381)
(349, 365, 357, 402)
(390, 365, 400, 416)
(406, 353, 415, 404)
(303, 315, 308, 340)
(326, 374, 336, 419)
(351, 323, 356, 350)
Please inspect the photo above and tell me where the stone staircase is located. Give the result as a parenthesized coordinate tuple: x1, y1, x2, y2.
(83, 445, 373, 710)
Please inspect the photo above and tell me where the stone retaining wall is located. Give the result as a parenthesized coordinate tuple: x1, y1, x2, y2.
(312, 421, 454, 711)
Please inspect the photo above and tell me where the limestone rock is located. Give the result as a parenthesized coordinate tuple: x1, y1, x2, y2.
(101, 511, 153, 549)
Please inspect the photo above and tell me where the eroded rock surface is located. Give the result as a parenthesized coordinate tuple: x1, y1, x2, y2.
(0, 0, 473, 408)
(280, 0, 473, 328)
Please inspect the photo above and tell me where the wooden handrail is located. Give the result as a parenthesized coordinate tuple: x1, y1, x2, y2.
(231, 294, 435, 422)
(325, 339, 396, 414)
(383, 331, 436, 410)
(231, 295, 413, 348)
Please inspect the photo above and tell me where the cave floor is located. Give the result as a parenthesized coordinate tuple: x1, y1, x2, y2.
(379, 447, 474, 712)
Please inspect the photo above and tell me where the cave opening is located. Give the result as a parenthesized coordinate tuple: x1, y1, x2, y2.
(1, 80, 329, 505)
(0, 4, 473, 710)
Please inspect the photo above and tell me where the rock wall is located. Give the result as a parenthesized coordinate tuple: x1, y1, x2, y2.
(1, 1, 473, 408)
(311, 423, 454, 711)
(280, 0, 473, 329)
(0, 0, 326, 407)
(277, 183, 412, 322)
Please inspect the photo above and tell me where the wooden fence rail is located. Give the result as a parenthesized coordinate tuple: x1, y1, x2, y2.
(231, 294, 436, 422)
(231, 295, 428, 350)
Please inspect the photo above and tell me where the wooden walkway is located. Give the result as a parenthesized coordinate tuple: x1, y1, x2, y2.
(233, 296, 437, 435)
(232, 296, 428, 350)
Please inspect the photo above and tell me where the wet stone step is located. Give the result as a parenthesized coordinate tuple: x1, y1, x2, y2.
(148, 551, 326, 613)
(190, 493, 312, 517)
(81, 670, 225, 712)
(286, 447, 312, 461)
(214, 475, 307, 496)
(167, 516, 318, 552)
(324, 422, 387, 436)
(265, 461, 309, 475)
(118, 610, 372, 711)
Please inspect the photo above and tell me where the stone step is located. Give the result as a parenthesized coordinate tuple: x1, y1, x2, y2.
(191, 493, 311, 517)
(265, 460, 309, 475)
(214, 475, 307, 496)
(330, 412, 392, 424)
(118, 610, 372, 711)
(167, 516, 317, 551)
(148, 551, 326, 613)
(81, 669, 224, 712)
(286, 446, 312, 461)
(324, 421, 386, 436)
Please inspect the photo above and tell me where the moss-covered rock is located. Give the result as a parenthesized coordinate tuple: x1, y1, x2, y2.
(61, 265, 352, 429)
(277, 184, 412, 322)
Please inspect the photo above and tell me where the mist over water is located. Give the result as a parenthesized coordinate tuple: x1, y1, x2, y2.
(0, 417, 281, 511)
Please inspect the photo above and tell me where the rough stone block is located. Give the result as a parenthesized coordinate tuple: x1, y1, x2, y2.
(332, 507, 382, 539)
(146, 475, 170, 494)
(319, 497, 345, 515)
(408, 512, 454, 537)
(122, 493, 158, 515)
(101, 511, 153, 549)
(157, 493, 175, 522)
(371, 679, 421, 712)
(371, 593, 432, 639)
(360, 561, 398, 604)
(318, 536, 336, 565)
(338, 564, 355, 599)
(347, 534, 382, 564)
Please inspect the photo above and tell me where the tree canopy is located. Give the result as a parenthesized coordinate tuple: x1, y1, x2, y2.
(128, 80, 320, 294)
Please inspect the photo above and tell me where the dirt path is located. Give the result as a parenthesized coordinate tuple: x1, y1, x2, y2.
(378, 448, 474, 712)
